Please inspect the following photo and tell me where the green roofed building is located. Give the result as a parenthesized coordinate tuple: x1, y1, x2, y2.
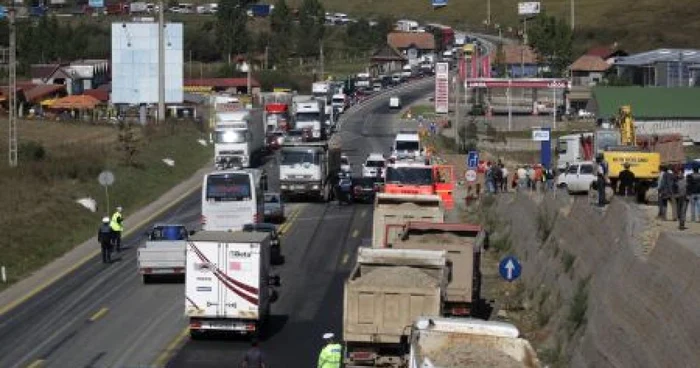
(588, 87, 700, 143)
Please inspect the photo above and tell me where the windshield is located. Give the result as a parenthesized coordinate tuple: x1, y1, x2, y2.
(341, 157, 349, 165)
(296, 112, 320, 123)
(206, 174, 252, 201)
(281, 150, 320, 165)
(385, 167, 433, 185)
(596, 132, 619, 151)
(214, 130, 247, 144)
(365, 160, 385, 168)
(395, 141, 420, 151)
(333, 98, 344, 104)
(557, 140, 568, 154)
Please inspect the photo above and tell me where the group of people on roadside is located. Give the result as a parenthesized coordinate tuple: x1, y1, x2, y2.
(657, 165, 700, 230)
(97, 206, 124, 263)
(239, 332, 341, 368)
(483, 160, 556, 194)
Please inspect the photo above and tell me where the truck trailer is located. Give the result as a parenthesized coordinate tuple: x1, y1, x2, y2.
(213, 108, 265, 169)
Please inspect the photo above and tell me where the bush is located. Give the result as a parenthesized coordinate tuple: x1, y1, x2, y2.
(568, 279, 590, 333)
(19, 141, 47, 162)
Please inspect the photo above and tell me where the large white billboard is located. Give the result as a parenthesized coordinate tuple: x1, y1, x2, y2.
(435, 62, 449, 114)
(518, 2, 541, 15)
(111, 22, 183, 104)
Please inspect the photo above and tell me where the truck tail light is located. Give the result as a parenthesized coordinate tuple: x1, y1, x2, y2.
(190, 321, 202, 329)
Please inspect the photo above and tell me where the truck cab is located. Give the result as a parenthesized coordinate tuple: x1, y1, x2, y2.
(278, 139, 341, 201)
(391, 131, 424, 160)
(214, 109, 264, 169)
(293, 100, 325, 141)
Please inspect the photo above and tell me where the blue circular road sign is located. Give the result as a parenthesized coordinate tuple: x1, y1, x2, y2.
(499, 256, 522, 282)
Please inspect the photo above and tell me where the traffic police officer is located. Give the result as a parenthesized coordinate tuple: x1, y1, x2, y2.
(97, 217, 113, 263)
(110, 206, 124, 252)
(318, 333, 341, 368)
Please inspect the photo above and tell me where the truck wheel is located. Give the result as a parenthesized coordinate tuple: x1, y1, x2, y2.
(189, 329, 203, 340)
(142, 275, 151, 284)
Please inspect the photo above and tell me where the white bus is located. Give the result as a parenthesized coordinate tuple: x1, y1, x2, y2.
(201, 169, 267, 232)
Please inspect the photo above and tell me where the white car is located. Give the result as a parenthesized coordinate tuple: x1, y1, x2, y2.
(556, 161, 597, 193)
(362, 153, 386, 178)
(389, 96, 401, 109)
(341, 155, 351, 173)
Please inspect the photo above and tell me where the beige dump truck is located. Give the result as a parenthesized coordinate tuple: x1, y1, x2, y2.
(388, 221, 487, 317)
(343, 248, 448, 368)
(371, 193, 444, 248)
(408, 317, 541, 368)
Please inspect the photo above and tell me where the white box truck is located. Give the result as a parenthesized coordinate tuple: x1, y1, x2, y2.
(213, 108, 265, 169)
(185, 231, 280, 338)
(293, 99, 326, 141)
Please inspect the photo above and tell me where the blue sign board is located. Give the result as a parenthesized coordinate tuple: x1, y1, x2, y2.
(89, 0, 104, 8)
(467, 151, 479, 169)
(432, 0, 448, 7)
(0, 6, 6, 19)
(498, 256, 522, 282)
(539, 128, 552, 168)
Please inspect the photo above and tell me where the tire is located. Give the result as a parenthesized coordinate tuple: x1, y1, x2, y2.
(189, 329, 203, 340)
(142, 275, 151, 284)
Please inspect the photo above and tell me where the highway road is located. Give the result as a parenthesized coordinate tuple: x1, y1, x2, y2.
(0, 80, 434, 368)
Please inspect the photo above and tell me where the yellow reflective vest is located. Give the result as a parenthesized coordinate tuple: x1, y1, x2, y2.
(317, 343, 341, 368)
(110, 211, 123, 232)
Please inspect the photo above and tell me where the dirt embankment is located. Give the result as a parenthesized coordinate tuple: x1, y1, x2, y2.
(485, 193, 700, 367)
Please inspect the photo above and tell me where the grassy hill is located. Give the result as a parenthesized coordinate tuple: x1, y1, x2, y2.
(299, 0, 700, 53)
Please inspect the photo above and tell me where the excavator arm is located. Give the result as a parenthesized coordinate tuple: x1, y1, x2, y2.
(618, 105, 636, 146)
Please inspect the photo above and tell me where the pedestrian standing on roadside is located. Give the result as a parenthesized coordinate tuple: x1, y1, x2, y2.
(688, 166, 700, 223)
(241, 338, 267, 368)
(674, 171, 689, 230)
(517, 166, 527, 191)
(500, 164, 509, 192)
(110, 206, 124, 252)
(618, 162, 636, 197)
(98, 217, 113, 263)
(544, 166, 555, 191)
(657, 165, 668, 218)
(485, 162, 496, 194)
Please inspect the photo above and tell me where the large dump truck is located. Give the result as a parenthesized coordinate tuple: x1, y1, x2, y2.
(278, 135, 341, 201)
(389, 222, 487, 317)
(408, 317, 541, 368)
(343, 248, 448, 368)
(371, 193, 444, 248)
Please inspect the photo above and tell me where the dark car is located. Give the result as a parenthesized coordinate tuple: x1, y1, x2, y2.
(351, 177, 382, 203)
(266, 131, 285, 151)
(242, 223, 284, 265)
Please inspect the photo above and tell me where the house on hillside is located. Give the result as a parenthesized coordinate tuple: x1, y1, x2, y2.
(497, 44, 542, 78)
(586, 45, 628, 64)
(567, 55, 611, 111)
(30, 60, 109, 95)
(588, 86, 700, 143)
(369, 44, 407, 77)
(613, 49, 700, 87)
(387, 32, 435, 66)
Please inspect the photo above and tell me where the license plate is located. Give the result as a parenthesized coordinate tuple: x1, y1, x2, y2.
(293, 185, 305, 190)
(205, 322, 244, 331)
(151, 268, 174, 274)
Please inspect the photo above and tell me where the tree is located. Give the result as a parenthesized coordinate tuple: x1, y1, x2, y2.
(346, 18, 372, 51)
(370, 16, 394, 48)
(269, 0, 294, 65)
(296, 0, 325, 58)
(116, 121, 140, 167)
(527, 12, 573, 77)
(216, 0, 254, 62)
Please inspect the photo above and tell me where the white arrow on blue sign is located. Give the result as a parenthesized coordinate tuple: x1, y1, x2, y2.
(467, 151, 479, 169)
(499, 256, 522, 282)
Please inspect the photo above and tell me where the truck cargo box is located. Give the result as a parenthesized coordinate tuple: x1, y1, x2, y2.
(344, 248, 447, 345)
(391, 222, 486, 316)
(372, 193, 444, 248)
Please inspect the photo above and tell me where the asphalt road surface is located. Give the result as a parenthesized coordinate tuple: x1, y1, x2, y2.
(0, 80, 434, 368)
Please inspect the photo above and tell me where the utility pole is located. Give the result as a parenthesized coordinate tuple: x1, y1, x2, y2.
(319, 43, 324, 80)
(157, 1, 165, 123)
(678, 51, 684, 87)
(264, 45, 269, 70)
(487, 0, 491, 26)
(454, 75, 460, 149)
(8, 7, 17, 167)
(570, 0, 575, 31)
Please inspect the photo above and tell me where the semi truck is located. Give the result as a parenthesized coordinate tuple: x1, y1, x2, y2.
(388, 222, 487, 317)
(185, 231, 280, 339)
(137, 224, 191, 283)
(408, 317, 541, 368)
(278, 136, 341, 201)
(262, 92, 293, 132)
(213, 108, 265, 169)
(293, 98, 326, 141)
(343, 248, 448, 368)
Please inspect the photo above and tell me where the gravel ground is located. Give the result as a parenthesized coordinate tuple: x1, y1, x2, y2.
(352, 266, 438, 288)
(429, 343, 525, 368)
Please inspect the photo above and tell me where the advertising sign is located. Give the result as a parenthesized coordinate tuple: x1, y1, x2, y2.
(532, 129, 550, 141)
(432, 0, 447, 7)
(434, 62, 449, 114)
(88, 0, 104, 7)
(518, 2, 541, 15)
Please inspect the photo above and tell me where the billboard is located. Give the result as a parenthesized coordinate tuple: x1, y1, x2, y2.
(435, 62, 449, 114)
(111, 22, 184, 104)
(432, 0, 447, 7)
(518, 2, 541, 15)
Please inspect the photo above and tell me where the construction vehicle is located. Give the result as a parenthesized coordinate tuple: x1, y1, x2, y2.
(383, 161, 455, 210)
(371, 194, 444, 248)
(556, 106, 684, 201)
(387, 222, 487, 317)
(408, 317, 541, 368)
(343, 248, 448, 368)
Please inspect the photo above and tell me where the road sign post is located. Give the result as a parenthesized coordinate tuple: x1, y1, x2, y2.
(98, 170, 115, 215)
(499, 255, 522, 282)
(467, 150, 479, 169)
(532, 128, 551, 168)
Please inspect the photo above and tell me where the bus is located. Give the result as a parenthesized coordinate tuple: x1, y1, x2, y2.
(201, 169, 267, 232)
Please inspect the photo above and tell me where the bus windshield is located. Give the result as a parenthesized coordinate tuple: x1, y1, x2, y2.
(385, 167, 433, 185)
(206, 174, 252, 201)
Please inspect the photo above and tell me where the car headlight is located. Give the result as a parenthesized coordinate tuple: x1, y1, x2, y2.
(281, 184, 288, 189)
(312, 184, 320, 190)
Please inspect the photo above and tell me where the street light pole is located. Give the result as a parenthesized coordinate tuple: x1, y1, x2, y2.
(157, 1, 165, 123)
(570, 0, 575, 31)
(8, 7, 17, 167)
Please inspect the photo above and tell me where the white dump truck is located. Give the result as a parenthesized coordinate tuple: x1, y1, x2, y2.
(185, 231, 281, 339)
(408, 317, 541, 368)
(137, 224, 191, 283)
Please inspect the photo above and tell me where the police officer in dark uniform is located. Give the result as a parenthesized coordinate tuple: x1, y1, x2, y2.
(98, 217, 113, 263)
